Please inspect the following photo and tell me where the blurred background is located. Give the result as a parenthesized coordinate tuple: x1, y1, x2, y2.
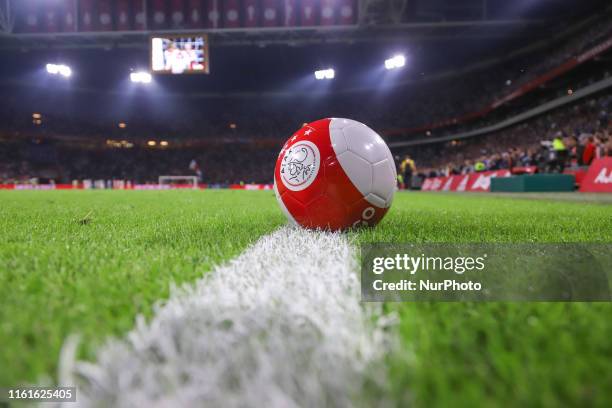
(0, 0, 610, 190)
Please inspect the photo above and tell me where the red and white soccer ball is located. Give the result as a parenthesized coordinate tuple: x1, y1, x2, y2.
(274, 118, 396, 230)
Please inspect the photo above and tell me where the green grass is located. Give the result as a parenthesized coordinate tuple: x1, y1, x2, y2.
(355, 192, 612, 407)
(0, 190, 611, 406)
(0, 190, 284, 386)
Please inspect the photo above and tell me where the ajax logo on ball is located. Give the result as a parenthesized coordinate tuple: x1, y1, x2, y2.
(280, 140, 320, 191)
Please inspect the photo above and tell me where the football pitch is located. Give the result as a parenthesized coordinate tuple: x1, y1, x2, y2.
(0, 190, 611, 406)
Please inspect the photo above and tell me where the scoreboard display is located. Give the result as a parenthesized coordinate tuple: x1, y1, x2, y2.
(151, 34, 210, 75)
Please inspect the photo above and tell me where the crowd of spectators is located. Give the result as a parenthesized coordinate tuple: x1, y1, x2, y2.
(412, 93, 612, 178)
(2, 91, 610, 186)
(1, 10, 610, 143)
(0, 141, 280, 185)
(1, 12, 611, 185)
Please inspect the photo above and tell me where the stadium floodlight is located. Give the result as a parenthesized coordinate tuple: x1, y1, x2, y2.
(384, 55, 406, 70)
(58, 65, 72, 77)
(46, 64, 59, 74)
(130, 71, 152, 84)
(46, 63, 72, 77)
(314, 68, 335, 80)
(138, 73, 151, 83)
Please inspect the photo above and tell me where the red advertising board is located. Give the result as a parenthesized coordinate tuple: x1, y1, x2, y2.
(579, 157, 612, 193)
(511, 166, 537, 175)
(421, 170, 511, 192)
(229, 184, 273, 190)
(563, 168, 588, 186)
(0, 183, 274, 191)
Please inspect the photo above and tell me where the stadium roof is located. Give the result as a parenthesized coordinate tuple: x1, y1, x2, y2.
(0, 1, 609, 97)
(0, 0, 608, 50)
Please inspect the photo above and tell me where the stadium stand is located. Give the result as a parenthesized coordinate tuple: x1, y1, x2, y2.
(2, 86, 609, 185)
(408, 92, 612, 178)
(0, 2, 611, 186)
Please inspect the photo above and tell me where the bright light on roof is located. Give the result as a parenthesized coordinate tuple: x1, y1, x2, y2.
(130, 71, 152, 84)
(314, 68, 335, 80)
(46, 63, 72, 77)
(384, 55, 406, 70)
(59, 65, 72, 77)
(46, 64, 58, 74)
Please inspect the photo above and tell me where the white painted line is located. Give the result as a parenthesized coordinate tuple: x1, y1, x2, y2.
(60, 227, 392, 407)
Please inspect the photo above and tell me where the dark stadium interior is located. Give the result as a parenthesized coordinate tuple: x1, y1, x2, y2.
(0, 0, 611, 185)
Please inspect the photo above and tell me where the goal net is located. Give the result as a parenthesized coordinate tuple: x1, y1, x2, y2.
(158, 175, 199, 189)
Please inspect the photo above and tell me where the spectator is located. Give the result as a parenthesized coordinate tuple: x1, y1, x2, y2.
(582, 136, 596, 165)
(399, 155, 416, 189)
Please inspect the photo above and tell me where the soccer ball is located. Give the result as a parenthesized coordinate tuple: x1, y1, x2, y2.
(274, 118, 396, 230)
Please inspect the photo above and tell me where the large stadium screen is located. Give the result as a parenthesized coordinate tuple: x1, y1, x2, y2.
(151, 35, 210, 75)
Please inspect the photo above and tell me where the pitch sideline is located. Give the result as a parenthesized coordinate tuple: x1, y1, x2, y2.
(59, 226, 393, 407)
